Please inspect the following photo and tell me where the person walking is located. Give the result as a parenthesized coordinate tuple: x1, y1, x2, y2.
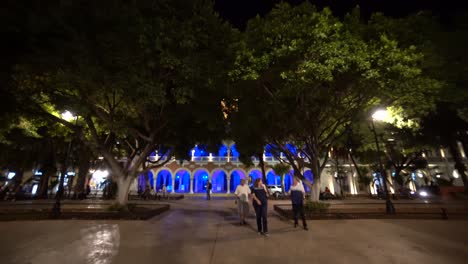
(206, 180, 212, 200)
(234, 178, 251, 225)
(251, 178, 269, 236)
(289, 177, 308, 230)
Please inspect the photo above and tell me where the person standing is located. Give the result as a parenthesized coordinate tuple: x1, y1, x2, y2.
(206, 180, 212, 200)
(252, 178, 269, 236)
(289, 177, 308, 230)
(162, 184, 167, 199)
(234, 178, 251, 225)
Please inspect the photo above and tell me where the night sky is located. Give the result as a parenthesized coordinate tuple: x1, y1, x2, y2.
(215, 0, 468, 29)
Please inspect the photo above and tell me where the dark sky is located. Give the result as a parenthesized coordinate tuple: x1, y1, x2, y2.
(215, 0, 468, 29)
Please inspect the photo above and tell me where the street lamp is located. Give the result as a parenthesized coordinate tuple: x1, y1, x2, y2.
(52, 111, 78, 218)
(61, 110, 75, 121)
(371, 109, 396, 214)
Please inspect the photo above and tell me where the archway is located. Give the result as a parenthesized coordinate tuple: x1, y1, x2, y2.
(266, 170, 280, 186)
(230, 170, 246, 192)
(174, 170, 190, 193)
(248, 169, 262, 186)
(284, 170, 294, 192)
(303, 170, 313, 192)
(137, 171, 154, 192)
(156, 170, 172, 192)
(193, 169, 209, 193)
(212, 169, 227, 193)
(137, 175, 145, 193)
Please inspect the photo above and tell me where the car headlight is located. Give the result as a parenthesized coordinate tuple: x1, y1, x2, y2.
(419, 191, 428, 197)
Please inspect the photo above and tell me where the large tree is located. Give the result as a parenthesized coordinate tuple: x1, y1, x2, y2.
(230, 3, 440, 201)
(369, 11, 468, 192)
(13, 0, 234, 206)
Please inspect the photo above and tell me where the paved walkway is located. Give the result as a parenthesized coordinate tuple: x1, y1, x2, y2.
(0, 198, 467, 264)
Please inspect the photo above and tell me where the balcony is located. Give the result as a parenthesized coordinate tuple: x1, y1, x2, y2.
(147, 155, 279, 164)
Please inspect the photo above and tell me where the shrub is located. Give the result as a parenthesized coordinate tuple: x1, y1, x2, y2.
(107, 203, 136, 212)
(436, 178, 453, 187)
(304, 201, 330, 212)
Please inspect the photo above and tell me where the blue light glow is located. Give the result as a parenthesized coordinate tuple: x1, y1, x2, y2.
(218, 144, 228, 156)
(230, 144, 239, 157)
(190, 145, 210, 157)
(286, 144, 298, 155)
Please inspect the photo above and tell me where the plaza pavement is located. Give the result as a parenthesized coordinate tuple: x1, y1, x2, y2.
(0, 197, 467, 264)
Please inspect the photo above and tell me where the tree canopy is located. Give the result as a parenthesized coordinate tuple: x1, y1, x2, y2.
(229, 3, 441, 200)
(11, 0, 236, 205)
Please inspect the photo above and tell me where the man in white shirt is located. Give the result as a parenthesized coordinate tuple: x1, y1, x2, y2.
(234, 179, 251, 225)
(288, 177, 308, 230)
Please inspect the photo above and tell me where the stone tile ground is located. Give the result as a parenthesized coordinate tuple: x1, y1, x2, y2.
(0, 198, 467, 264)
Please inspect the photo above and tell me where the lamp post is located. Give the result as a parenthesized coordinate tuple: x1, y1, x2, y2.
(52, 111, 78, 218)
(371, 109, 395, 214)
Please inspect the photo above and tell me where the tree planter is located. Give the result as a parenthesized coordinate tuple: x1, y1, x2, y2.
(273, 204, 468, 220)
(0, 204, 170, 221)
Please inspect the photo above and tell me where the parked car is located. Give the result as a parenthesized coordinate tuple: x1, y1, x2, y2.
(266, 185, 282, 198)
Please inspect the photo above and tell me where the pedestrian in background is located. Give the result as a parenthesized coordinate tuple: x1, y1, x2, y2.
(206, 180, 212, 200)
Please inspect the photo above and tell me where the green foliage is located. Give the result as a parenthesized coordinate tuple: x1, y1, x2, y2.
(107, 203, 135, 212)
(272, 163, 290, 176)
(230, 2, 437, 190)
(11, 1, 235, 203)
(368, 11, 467, 121)
(304, 201, 330, 212)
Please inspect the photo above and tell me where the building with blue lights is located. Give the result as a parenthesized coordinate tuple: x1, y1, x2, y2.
(128, 141, 467, 196)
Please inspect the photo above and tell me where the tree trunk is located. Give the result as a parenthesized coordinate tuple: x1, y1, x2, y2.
(348, 150, 362, 179)
(448, 140, 468, 193)
(74, 148, 91, 199)
(38, 170, 53, 198)
(280, 174, 285, 195)
(258, 154, 268, 184)
(115, 177, 132, 206)
(311, 177, 321, 201)
(12, 168, 25, 198)
(55, 166, 67, 200)
(309, 155, 321, 201)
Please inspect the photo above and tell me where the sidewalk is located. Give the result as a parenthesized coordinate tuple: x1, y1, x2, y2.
(0, 198, 467, 264)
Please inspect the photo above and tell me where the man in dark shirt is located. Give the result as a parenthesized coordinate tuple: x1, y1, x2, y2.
(206, 180, 212, 200)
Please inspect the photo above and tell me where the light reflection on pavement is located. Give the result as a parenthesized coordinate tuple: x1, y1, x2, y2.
(81, 225, 120, 264)
(0, 199, 467, 264)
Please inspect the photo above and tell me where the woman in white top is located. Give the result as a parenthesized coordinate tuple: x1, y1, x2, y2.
(289, 177, 308, 230)
(234, 179, 251, 225)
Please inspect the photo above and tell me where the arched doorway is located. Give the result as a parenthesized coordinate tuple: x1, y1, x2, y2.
(138, 175, 145, 193)
(303, 170, 313, 192)
(212, 169, 227, 193)
(266, 171, 280, 186)
(156, 170, 172, 192)
(174, 170, 190, 193)
(193, 169, 209, 193)
(248, 169, 262, 186)
(230, 170, 246, 192)
(137, 171, 154, 192)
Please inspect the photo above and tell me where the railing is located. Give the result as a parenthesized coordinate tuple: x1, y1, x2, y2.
(148, 155, 277, 163)
(147, 155, 459, 165)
